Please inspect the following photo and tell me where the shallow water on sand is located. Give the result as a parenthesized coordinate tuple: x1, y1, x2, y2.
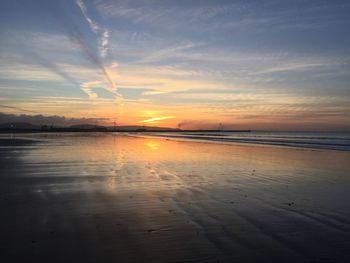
(135, 131, 350, 151)
(1, 133, 350, 262)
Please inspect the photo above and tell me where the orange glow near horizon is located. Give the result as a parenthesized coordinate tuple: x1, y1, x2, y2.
(2, 94, 350, 131)
(138, 116, 176, 124)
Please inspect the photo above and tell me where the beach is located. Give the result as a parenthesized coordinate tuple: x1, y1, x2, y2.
(1, 133, 350, 262)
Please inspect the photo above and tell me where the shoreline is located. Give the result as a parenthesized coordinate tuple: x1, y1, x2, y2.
(1, 131, 350, 152)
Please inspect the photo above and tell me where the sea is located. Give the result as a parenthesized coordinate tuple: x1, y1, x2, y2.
(134, 131, 350, 151)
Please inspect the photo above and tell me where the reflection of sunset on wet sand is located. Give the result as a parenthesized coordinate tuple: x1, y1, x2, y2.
(1, 134, 350, 262)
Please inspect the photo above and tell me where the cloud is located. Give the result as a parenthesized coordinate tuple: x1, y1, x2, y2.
(0, 105, 38, 114)
(97, 0, 343, 34)
(136, 42, 203, 64)
(138, 116, 175, 124)
(96, 1, 243, 28)
(80, 81, 100, 99)
(142, 90, 167, 96)
(0, 95, 125, 122)
(0, 112, 106, 126)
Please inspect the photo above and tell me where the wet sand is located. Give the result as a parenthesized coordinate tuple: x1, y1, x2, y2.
(1, 133, 350, 262)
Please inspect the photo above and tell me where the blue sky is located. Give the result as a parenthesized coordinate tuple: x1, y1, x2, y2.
(0, 0, 349, 130)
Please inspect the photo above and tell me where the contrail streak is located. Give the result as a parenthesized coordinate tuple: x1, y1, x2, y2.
(76, 0, 109, 58)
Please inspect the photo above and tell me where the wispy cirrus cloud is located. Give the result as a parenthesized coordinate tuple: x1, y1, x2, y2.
(0, 95, 124, 118)
(0, 105, 38, 114)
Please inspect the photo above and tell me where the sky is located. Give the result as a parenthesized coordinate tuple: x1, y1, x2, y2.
(0, 0, 350, 130)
